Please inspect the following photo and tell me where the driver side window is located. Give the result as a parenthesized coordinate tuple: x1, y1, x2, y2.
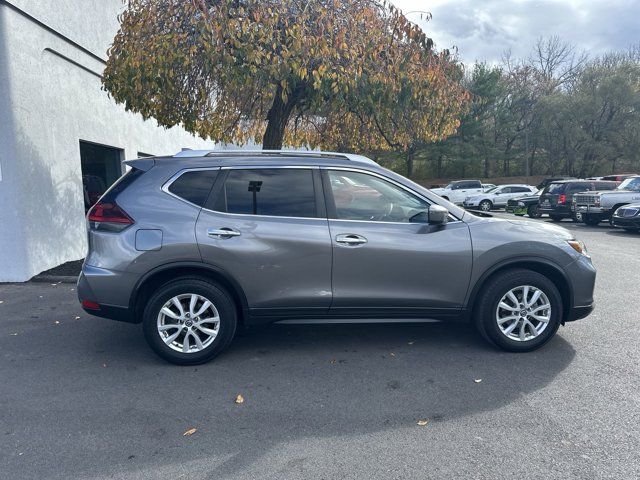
(327, 170, 429, 223)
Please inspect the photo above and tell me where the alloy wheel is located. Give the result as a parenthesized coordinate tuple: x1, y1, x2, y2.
(495, 285, 551, 342)
(157, 293, 220, 353)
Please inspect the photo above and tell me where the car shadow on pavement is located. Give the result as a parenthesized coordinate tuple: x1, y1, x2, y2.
(45, 319, 575, 478)
(1, 289, 576, 479)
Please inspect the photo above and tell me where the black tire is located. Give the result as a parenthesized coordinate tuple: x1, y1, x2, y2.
(624, 228, 639, 233)
(474, 269, 562, 352)
(549, 214, 563, 222)
(143, 277, 237, 365)
(582, 214, 601, 226)
(479, 200, 493, 212)
(527, 204, 541, 219)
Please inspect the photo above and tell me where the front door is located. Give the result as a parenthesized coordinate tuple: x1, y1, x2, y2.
(323, 169, 473, 318)
(196, 167, 332, 317)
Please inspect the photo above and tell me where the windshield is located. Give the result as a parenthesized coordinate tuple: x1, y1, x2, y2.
(485, 187, 498, 193)
(617, 177, 640, 192)
(443, 183, 454, 190)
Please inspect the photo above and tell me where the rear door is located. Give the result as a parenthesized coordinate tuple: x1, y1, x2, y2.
(323, 168, 473, 317)
(195, 167, 332, 316)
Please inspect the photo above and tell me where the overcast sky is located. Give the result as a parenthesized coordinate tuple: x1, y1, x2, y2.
(391, 0, 640, 64)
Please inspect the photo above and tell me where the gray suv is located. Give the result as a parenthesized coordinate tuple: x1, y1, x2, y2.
(78, 150, 596, 364)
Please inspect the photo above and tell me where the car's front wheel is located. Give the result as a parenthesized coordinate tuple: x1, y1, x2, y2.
(527, 204, 541, 218)
(143, 278, 237, 365)
(479, 200, 493, 212)
(582, 214, 601, 226)
(474, 269, 562, 352)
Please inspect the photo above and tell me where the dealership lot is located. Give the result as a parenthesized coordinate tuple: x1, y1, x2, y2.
(1, 215, 639, 480)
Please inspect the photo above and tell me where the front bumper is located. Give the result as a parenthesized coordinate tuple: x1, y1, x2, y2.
(506, 205, 527, 215)
(566, 304, 595, 322)
(611, 215, 640, 228)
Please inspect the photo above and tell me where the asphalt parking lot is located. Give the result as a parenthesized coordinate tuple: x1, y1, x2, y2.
(1, 214, 639, 480)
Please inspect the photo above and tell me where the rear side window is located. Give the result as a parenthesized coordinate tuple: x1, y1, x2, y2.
(456, 180, 481, 189)
(566, 182, 589, 193)
(511, 186, 532, 193)
(215, 169, 316, 218)
(168, 170, 218, 207)
(596, 182, 618, 190)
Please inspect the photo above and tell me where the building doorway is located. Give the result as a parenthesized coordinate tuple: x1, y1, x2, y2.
(79, 141, 123, 210)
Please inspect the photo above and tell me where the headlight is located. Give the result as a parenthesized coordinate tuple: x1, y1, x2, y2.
(518, 201, 525, 207)
(567, 240, 589, 258)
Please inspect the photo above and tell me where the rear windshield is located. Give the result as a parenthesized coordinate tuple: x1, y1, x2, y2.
(545, 183, 566, 194)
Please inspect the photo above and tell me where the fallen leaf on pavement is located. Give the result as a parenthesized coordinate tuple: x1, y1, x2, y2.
(75, 316, 81, 320)
(54, 321, 60, 325)
(183, 428, 197, 436)
(235, 394, 244, 404)
(0, 300, 4, 304)
(10, 333, 18, 336)
(389, 352, 396, 357)
(417, 420, 428, 426)
(330, 358, 336, 364)
(407, 341, 414, 345)
(474, 379, 482, 383)
(102, 363, 107, 368)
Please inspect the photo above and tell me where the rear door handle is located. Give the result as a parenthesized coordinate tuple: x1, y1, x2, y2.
(207, 227, 241, 238)
(335, 234, 367, 246)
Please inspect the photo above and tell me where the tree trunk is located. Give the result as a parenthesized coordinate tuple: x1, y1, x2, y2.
(406, 146, 416, 178)
(262, 84, 299, 150)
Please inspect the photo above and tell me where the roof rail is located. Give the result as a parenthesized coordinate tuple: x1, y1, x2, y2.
(173, 149, 379, 166)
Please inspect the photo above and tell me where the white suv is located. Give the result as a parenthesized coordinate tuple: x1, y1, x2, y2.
(463, 184, 537, 211)
(430, 180, 484, 205)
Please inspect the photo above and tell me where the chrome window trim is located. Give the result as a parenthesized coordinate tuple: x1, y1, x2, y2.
(162, 164, 463, 224)
(161, 167, 222, 209)
(322, 166, 463, 224)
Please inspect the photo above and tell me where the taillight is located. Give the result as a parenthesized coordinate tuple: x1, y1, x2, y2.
(88, 201, 133, 231)
(558, 194, 567, 204)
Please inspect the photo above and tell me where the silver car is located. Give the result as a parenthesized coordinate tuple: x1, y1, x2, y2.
(78, 150, 596, 365)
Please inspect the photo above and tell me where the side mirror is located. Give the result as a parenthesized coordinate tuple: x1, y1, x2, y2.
(428, 205, 449, 226)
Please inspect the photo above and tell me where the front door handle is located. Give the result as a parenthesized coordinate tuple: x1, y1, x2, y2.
(207, 227, 241, 239)
(335, 234, 367, 246)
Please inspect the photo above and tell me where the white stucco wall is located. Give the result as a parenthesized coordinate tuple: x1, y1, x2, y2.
(0, 1, 215, 282)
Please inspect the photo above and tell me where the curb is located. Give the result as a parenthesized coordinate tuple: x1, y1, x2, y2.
(31, 275, 78, 284)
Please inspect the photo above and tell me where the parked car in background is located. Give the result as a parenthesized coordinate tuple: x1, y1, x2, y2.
(430, 180, 484, 205)
(506, 191, 543, 218)
(539, 180, 619, 222)
(536, 177, 575, 191)
(611, 203, 640, 232)
(574, 176, 640, 225)
(463, 184, 537, 212)
(78, 150, 596, 364)
(601, 174, 637, 182)
(482, 183, 496, 192)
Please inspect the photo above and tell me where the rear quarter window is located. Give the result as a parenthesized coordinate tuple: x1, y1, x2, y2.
(168, 170, 218, 207)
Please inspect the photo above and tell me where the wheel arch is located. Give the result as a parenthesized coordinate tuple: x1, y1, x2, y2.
(467, 257, 573, 324)
(130, 262, 249, 325)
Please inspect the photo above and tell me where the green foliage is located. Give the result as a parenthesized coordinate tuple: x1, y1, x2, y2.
(402, 42, 640, 180)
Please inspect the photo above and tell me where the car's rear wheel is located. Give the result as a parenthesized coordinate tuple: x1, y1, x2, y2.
(474, 269, 562, 352)
(479, 200, 493, 212)
(582, 214, 601, 226)
(143, 278, 237, 365)
(527, 204, 541, 218)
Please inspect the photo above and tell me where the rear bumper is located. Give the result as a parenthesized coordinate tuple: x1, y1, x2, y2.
(539, 205, 572, 217)
(77, 266, 138, 323)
